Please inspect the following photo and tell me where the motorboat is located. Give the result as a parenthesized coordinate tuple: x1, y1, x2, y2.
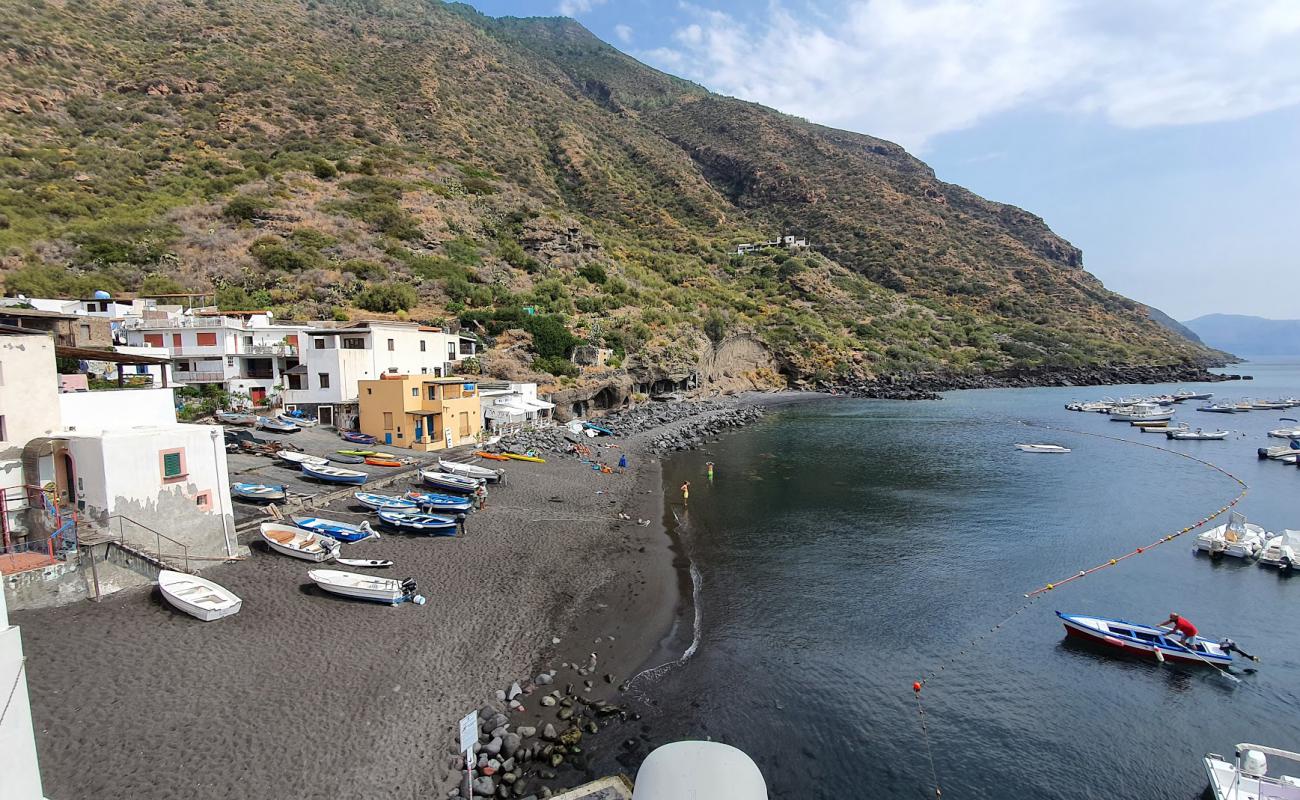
(1109, 402, 1175, 422)
(1199, 403, 1242, 414)
(353, 492, 418, 511)
(420, 470, 482, 493)
(1269, 427, 1300, 439)
(214, 410, 256, 426)
(1173, 389, 1213, 402)
(437, 458, 502, 483)
(405, 491, 474, 513)
(290, 515, 378, 543)
(158, 570, 242, 621)
(1259, 530, 1300, 571)
(231, 483, 286, 502)
(1056, 612, 1232, 666)
(1166, 428, 1230, 440)
(1251, 400, 1293, 410)
(257, 415, 299, 433)
(308, 568, 417, 605)
(1258, 444, 1300, 460)
(1131, 419, 1169, 428)
(1195, 514, 1268, 559)
(376, 509, 461, 534)
(340, 431, 377, 445)
(301, 462, 369, 485)
(279, 412, 317, 427)
(277, 450, 327, 467)
(1146, 422, 1187, 434)
(1204, 744, 1300, 800)
(259, 522, 341, 562)
(1014, 443, 1071, 453)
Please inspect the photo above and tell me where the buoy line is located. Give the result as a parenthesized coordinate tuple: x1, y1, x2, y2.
(909, 418, 1251, 798)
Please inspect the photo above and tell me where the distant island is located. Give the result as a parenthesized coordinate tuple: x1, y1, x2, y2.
(1182, 314, 1300, 356)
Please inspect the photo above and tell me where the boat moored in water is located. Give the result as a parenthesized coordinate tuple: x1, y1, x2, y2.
(1167, 428, 1230, 440)
(1259, 530, 1300, 571)
(1199, 403, 1243, 414)
(1014, 443, 1071, 453)
(1195, 514, 1268, 559)
(1056, 612, 1232, 666)
(1204, 744, 1300, 800)
(1109, 402, 1175, 422)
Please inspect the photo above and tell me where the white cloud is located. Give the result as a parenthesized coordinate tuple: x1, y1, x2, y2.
(557, 0, 606, 16)
(614, 23, 634, 43)
(639, 0, 1300, 151)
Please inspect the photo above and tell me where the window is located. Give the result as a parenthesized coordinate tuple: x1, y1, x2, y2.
(135, 365, 148, 375)
(144, 333, 164, 348)
(194, 491, 213, 512)
(342, 337, 365, 350)
(244, 336, 253, 348)
(287, 374, 303, 390)
(419, 340, 426, 352)
(421, 367, 428, 374)
(318, 373, 330, 389)
(314, 338, 326, 349)
(160, 448, 187, 483)
(387, 367, 397, 373)
(176, 360, 191, 371)
(197, 332, 218, 347)
(387, 338, 395, 351)
(411, 388, 418, 397)
(459, 340, 474, 355)
(79, 323, 91, 340)
(366, 387, 372, 395)
(447, 343, 456, 360)
(172, 333, 183, 348)
(428, 385, 438, 400)
(383, 412, 394, 430)
(226, 356, 235, 367)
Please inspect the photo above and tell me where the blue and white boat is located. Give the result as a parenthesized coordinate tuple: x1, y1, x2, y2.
(302, 462, 369, 485)
(583, 422, 614, 436)
(290, 515, 378, 543)
(257, 416, 299, 433)
(354, 492, 418, 511)
(420, 470, 481, 494)
(1057, 611, 1233, 666)
(405, 491, 474, 513)
(232, 483, 286, 502)
(377, 509, 460, 535)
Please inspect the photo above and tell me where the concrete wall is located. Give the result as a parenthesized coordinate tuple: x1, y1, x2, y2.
(1, 334, 61, 535)
(58, 386, 177, 433)
(64, 425, 235, 558)
(0, 584, 46, 799)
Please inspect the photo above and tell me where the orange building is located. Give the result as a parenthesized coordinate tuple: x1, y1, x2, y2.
(357, 375, 482, 451)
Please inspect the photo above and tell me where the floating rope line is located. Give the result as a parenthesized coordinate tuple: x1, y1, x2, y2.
(909, 418, 1251, 797)
(1019, 420, 1249, 597)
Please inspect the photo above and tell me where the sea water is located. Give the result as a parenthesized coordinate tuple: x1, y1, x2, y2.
(601, 359, 1300, 798)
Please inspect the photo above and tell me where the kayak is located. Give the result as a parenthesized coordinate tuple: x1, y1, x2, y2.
(365, 457, 403, 467)
(475, 451, 511, 461)
(503, 452, 545, 463)
(338, 449, 377, 457)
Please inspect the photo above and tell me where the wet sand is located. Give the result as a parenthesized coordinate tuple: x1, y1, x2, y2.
(14, 401, 776, 800)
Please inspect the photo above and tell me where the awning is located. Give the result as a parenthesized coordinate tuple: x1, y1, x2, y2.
(522, 398, 555, 410)
(484, 403, 528, 421)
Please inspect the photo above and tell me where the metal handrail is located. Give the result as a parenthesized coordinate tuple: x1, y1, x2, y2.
(108, 514, 191, 573)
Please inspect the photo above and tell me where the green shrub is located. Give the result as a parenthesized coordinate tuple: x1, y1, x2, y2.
(578, 263, 607, 284)
(223, 195, 268, 221)
(249, 237, 315, 271)
(532, 356, 578, 377)
(331, 306, 350, 321)
(311, 158, 338, 179)
(524, 314, 578, 359)
(71, 221, 179, 266)
(704, 309, 729, 343)
(291, 228, 338, 250)
(140, 274, 186, 295)
(355, 282, 417, 312)
(340, 259, 386, 279)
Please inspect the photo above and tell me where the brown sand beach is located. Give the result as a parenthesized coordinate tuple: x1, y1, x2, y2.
(14, 394, 805, 799)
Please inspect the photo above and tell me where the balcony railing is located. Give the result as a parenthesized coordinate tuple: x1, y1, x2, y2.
(243, 343, 298, 356)
(122, 317, 238, 330)
(173, 370, 226, 383)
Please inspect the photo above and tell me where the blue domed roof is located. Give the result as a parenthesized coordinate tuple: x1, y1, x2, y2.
(92, 290, 112, 300)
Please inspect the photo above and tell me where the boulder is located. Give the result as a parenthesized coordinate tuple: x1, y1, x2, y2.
(472, 776, 495, 797)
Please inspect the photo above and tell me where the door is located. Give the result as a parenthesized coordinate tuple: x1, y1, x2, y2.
(250, 387, 267, 404)
(318, 406, 334, 427)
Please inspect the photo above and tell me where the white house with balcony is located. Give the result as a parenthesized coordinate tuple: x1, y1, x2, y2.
(279, 320, 477, 430)
(121, 311, 308, 407)
(478, 382, 555, 434)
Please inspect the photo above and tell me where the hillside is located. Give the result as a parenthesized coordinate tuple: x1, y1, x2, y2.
(1183, 314, 1300, 356)
(0, 0, 1221, 399)
(1143, 304, 1206, 346)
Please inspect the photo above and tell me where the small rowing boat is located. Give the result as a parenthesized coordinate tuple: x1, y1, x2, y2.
(376, 509, 461, 535)
(353, 492, 418, 511)
(1056, 611, 1232, 666)
(420, 470, 481, 493)
(290, 515, 378, 543)
(340, 431, 377, 445)
(302, 462, 369, 485)
(158, 570, 242, 621)
(308, 569, 417, 605)
(405, 491, 474, 513)
(1166, 429, 1229, 440)
(215, 410, 256, 426)
(327, 452, 366, 464)
(1014, 443, 1071, 454)
(259, 522, 341, 562)
(277, 450, 328, 466)
(232, 483, 286, 502)
(257, 415, 299, 433)
(438, 458, 501, 482)
(335, 557, 394, 569)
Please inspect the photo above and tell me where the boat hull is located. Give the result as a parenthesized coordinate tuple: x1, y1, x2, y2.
(308, 569, 415, 604)
(158, 570, 242, 621)
(438, 459, 500, 482)
(354, 492, 418, 511)
(290, 516, 377, 543)
(302, 463, 368, 485)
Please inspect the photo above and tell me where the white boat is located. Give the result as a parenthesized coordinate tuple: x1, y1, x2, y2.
(1195, 513, 1268, 559)
(1259, 445, 1300, 461)
(1268, 428, 1300, 439)
(1109, 402, 1175, 422)
(1146, 422, 1187, 434)
(277, 450, 328, 466)
(437, 458, 501, 483)
(1166, 428, 1229, 440)
(158, 570, 242, 621)
(1199, 403, 1243, 414)
(259, 523, 341, 562)
(420, 470, 481, 493)
(1076, 400, 1115, 413)
(1204, 743, 1300, 800)
(1259, 530, 1300, 571)
(1014, 443, 1070, 453)
(1251, 401, 1293, 410)
(308, 568, 417, 604)
(1174, 389, 1213, 402)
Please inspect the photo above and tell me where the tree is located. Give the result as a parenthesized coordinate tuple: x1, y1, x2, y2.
(355, 282, 417, 313)
(525, 315, 578, 359)
(704, 309, 729, 344)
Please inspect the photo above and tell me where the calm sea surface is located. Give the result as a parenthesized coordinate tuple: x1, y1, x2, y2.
(603, 359, 1300, 798)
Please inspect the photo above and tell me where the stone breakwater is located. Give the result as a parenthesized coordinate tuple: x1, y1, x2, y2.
(446, 658, 633, 799)
(827, 363, 1247, 400)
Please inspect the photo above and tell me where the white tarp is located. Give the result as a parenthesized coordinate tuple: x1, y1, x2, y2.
(484, 402, 528, 421)
(523, 398, 555, 410)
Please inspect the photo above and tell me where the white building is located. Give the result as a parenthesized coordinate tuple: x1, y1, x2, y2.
(1, 332, 62, 537)
(280, 321, 477, 429)
(478, 382, 555, 434)
(0, 587, 46, 799)
(121, 311, 308, 406)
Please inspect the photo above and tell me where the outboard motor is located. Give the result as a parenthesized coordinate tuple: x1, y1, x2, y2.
(1241, 748, 1268, 778)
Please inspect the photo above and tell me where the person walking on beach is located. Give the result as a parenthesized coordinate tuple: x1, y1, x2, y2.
(1157, 612, 1198, 646)
(618, 453, 628, 472)
(680, 481, 690, 505)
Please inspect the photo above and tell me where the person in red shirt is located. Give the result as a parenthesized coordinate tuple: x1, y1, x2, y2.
(1158, 612, 1198, 646)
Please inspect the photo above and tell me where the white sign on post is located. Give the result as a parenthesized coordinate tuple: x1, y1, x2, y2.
(459, 711, 479, 755)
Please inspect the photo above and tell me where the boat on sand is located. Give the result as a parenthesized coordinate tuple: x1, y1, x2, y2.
(438, 458, 501, 482)
(158, 570, 242, 621)
(308, 569, 417, 604)
(259, 522, 341, 562)
(291, 515, 378, 543)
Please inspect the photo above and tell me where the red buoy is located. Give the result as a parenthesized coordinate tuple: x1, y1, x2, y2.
(912, 681, 922, 693)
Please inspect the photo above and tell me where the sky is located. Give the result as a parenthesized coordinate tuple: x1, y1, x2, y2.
(460, 0, 1300, 321)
